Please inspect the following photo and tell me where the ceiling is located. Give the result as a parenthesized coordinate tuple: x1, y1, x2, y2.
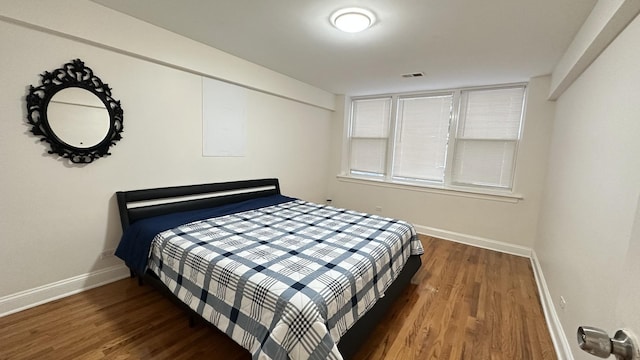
(91, 0, 597, 96)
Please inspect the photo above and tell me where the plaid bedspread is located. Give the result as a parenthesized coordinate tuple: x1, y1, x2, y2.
(148, 199, 423, 360)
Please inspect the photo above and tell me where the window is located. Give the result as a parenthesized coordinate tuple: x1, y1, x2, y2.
(346, 84, 526, 192)
(393, 94, 453, 182)
(452, 87, 525, 188)
(349, 97, 391, 177)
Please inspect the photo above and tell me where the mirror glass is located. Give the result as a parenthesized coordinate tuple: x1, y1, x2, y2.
(47, 88, 110, 148)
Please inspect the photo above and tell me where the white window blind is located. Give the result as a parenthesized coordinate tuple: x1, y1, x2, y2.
(349, 98, 391, 176)
(392, 94, 453, 182)
(452, 86, 525, 188)
(346, 84, 526, 193)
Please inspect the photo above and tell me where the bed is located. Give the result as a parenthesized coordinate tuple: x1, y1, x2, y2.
(115, 178, 423, 360)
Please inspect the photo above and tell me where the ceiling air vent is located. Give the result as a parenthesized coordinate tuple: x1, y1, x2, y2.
(401, 72, 424, 78)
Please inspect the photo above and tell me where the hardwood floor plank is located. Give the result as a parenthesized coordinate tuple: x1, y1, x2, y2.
(0, 236, 555, 360)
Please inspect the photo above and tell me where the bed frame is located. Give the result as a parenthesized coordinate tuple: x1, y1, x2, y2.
(116, 178, 422, 359)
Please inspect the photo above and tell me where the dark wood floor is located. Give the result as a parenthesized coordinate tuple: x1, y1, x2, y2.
(0, 236, 556, 360)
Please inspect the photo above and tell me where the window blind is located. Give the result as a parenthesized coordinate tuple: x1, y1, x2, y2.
(346, 84, 526, 192)
(349, 98, 391, 176)
(452, 86, 525, 188)
(392, 94, 453, 182)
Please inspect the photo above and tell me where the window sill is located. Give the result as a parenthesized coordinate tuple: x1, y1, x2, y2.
(336, 175, 523, 203)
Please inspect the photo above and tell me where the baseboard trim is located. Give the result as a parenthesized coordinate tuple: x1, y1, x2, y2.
(530, 251, 574, 360)
(0, 230, 573, 359)
(0, 264, 130, 318)
(414, 224, 532, 258)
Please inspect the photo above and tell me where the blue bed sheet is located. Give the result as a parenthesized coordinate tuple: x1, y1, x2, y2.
(115, 194, 296, 275)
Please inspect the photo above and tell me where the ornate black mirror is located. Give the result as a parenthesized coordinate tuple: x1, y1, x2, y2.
(26, 59, 123, 164)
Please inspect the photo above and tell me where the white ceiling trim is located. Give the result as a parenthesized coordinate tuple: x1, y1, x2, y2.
(0, 0, 336, 111)
(549, 0, 640, 100)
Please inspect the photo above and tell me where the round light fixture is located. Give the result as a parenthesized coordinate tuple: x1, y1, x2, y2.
(330, 8, 376, 33)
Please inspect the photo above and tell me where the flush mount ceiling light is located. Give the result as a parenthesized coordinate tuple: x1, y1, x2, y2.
(330, 8, 376, 33)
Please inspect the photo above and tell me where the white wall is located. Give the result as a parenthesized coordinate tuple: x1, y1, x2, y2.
(0, 12, 333, 302)
(0, 0, 335, 111)
(535, 13, 640, 359)
(326, 76, 556, 249)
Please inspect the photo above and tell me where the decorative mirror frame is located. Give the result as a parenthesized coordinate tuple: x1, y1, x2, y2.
(26, 59, 124, 164)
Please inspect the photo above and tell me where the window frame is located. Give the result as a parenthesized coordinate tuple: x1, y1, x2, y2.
(348, 96, 393, 178)
(344, 83, 527, 197)
(391, 91, 454, 184)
